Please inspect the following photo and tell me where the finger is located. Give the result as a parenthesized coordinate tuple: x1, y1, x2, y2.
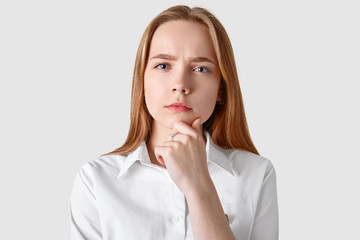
(156, 155, 165, 166)
(154, 147, 164, 164)
(154, 145, 169, 166)
(169, 131, 179, 142)
(167, 133, 189, 145)
(154, 142, 180, 163)
(172, 119, 200, 138)
(191, 118, 202, 135)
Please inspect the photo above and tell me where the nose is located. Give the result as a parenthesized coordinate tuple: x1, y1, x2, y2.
(171, 70, 191, 95)
(172, 85, 190, 94)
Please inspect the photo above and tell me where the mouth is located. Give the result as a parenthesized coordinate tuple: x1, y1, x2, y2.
(165, 102, 192, 112)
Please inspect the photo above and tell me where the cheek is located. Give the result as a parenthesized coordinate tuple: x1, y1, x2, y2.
(144, 77, 153, 110)
(144, 72, 154, 101)
(144, 84, 156, 109)
(196, 87, 219, 120)
(144, 78, 165, 115)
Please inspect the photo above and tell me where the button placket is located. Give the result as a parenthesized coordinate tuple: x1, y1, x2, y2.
(170, 216, 180, 224)
(164, 179, 187, 239)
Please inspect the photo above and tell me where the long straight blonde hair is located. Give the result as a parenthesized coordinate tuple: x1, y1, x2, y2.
(103, 5, 258, 156)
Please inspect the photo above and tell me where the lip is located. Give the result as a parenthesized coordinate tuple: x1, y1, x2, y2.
(165, 102, 192, 112)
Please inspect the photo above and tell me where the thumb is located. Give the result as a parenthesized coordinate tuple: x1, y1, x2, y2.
(191, 118, 202, 134)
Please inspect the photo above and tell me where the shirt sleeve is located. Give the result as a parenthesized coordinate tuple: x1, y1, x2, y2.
(70, 167, 103, 240)
(250, 161, 279, 240)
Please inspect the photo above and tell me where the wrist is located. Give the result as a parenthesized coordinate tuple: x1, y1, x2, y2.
(184, 176, 216, 200)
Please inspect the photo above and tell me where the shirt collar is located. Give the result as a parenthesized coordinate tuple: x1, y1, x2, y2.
(205, 132, 234, 176)
(117, 131, 234, 179)
(117, 141, 151, 178)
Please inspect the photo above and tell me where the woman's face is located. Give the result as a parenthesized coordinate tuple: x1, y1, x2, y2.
(144, 20, 221, 129)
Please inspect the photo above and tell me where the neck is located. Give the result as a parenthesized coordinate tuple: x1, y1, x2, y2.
(146, 121, 173, 168)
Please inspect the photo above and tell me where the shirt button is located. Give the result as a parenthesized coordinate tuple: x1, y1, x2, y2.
(169, 216, 180, 224)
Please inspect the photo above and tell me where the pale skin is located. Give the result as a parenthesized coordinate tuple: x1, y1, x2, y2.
(144, 20, 236, 240)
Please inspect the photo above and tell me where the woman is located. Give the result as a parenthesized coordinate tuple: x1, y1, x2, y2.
(70, 5, 278, 240)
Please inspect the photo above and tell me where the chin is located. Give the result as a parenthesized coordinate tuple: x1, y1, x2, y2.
(168, 116, 195, 128)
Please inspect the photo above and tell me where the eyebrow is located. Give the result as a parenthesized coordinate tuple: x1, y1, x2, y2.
(149, 54, 216, 65)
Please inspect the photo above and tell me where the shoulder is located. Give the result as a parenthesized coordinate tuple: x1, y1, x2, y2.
(224, 148, 275, 178)
(76, 154, 128, 184)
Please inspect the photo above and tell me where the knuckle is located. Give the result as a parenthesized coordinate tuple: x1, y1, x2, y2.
(193, 134, 201, 142)
(173, 142, 181, 150)
(173, 121, 180, 129)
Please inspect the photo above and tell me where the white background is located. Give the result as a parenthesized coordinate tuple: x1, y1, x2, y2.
(1, 0, 359, 239)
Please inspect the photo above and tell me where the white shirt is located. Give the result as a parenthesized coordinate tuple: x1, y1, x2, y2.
(70, 132, 278, 240)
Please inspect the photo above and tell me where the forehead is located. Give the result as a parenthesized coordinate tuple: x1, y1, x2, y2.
(148, 20, 217, 59)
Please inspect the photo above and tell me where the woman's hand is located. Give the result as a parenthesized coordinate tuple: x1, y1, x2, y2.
(154, 118, 236, 240)
(154, 118, 212, 195)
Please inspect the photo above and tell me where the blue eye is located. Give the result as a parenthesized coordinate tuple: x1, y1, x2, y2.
(156, 64, 168, 70)
(194, 67, 210, 73)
